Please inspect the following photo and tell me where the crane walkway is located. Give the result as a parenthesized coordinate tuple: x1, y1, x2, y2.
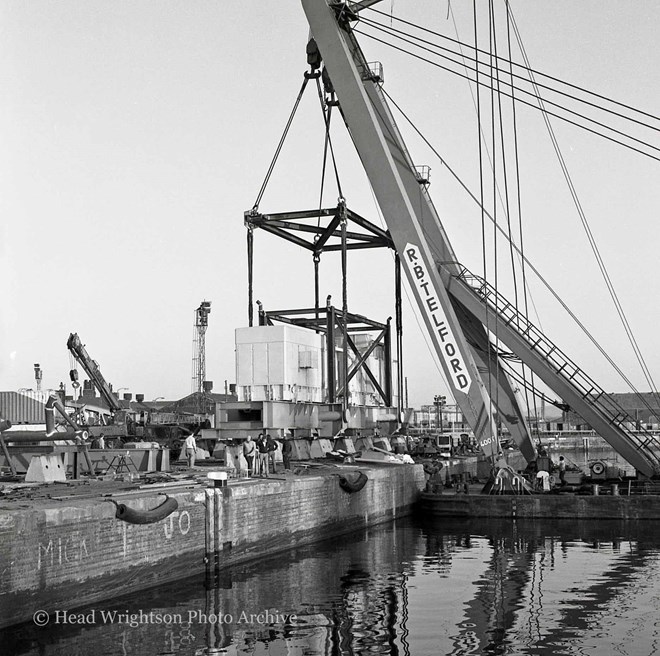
(446, 264, 660, 478)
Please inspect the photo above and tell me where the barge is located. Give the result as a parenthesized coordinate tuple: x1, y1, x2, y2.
(0, 462, 425, 629)
(418, 484, 660, 520)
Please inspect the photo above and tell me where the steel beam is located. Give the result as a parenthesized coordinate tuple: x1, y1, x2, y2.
(344, 331, 390, 405)
(257, 225, 315, 250)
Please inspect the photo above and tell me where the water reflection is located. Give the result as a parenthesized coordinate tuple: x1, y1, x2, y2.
(5, 517, 660, 656)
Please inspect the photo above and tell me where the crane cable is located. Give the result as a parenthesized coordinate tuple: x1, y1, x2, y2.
(503, 0, 540, 434)
(505, 3, 660, 412)
(446, 1, 539, 428)
(472, 0, 494, 443)
(353, 13, 660, 424)
(364, 6, 660, 132)
(252, 76, 311, 212)
(314, 76, 345, 204)
(357, 15, 660, 151)
(377, 86, 659, 421)
(352, 24, 660, 162)
(488, 0, 501, 431)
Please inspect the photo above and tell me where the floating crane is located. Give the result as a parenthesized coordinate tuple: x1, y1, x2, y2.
(300, 0, 660, 479)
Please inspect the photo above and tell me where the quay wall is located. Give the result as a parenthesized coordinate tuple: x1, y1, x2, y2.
(207, 465, 424, 561)
(0, 464, 424, 629)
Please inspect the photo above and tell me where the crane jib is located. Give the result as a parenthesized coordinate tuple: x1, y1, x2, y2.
(404, 244, 472, 392)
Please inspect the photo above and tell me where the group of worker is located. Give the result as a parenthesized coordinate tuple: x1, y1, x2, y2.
(535, 455, 567, 491)
(242, 434, 293, 476)
(183, 431, 294, 475)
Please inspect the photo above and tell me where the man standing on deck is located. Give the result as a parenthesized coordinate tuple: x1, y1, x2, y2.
(558, 456, 567, 486)
(266, 434, 278, 474)
(184, 432, 197, 468)
(256, 433, 269, 477)
(243, 435, 256, 476)
(281, 436, 293, 471)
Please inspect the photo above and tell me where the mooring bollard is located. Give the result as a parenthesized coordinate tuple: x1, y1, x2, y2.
(592, 484, 599, 496)
(205, 472, 229, 588)
(611, 483, 619, 496)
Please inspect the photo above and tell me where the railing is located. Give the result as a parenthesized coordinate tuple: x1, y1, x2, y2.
(451, 264, 660, 472)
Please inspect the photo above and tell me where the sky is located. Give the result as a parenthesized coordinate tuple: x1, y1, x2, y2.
(1, 0, 659, 410)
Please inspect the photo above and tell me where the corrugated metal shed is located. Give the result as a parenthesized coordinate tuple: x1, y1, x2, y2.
(0, 391, 49, 424)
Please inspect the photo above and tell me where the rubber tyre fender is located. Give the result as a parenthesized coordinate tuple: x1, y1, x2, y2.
(338, 471, 368, 493)
(112, 495, 179, 524)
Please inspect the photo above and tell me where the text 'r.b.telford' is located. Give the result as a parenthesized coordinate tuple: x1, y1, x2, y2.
(403, 244, 471, 391)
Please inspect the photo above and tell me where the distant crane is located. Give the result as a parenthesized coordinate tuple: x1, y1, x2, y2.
(67, 333, 122, 413)
(192, 301, 212, 395)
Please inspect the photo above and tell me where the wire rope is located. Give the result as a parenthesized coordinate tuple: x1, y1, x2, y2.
(503, 0, 539, 433)
(505, 4, 660, 412)
(355, 14, 660, 427)
(353, 25, 660, 162)
(378, 87, 657, 418)
(359, 13, 660, 140)
(252, 76, 310, 211)
(315, 77, 332, 227)
(472, 0, 494, 443)
(488, 0, 501, 433)
(446, 0, 538, 428)
(364, 5, 660, 130)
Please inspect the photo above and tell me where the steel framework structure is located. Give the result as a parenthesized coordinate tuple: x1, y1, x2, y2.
(192, 301, 212, 394)
(246, 201, 404, 416)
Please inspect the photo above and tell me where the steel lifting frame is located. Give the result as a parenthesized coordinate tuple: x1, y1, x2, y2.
(245, 201, 404, 415)
(256, 305, 393, 407)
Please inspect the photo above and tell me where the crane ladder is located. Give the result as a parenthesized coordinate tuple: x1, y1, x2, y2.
(448, 264, 660, 475)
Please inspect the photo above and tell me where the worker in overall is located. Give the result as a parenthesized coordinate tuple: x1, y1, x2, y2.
(184, 432, 197, 468)
(243, 435, 256, 477)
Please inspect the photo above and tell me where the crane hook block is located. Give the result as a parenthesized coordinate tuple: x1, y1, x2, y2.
(306, 38, 322, 70)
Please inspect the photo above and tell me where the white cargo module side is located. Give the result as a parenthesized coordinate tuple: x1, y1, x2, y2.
(235, 325, 325, 403)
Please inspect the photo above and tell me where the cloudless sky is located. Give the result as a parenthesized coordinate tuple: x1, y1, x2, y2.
(2, 1, 659, 409)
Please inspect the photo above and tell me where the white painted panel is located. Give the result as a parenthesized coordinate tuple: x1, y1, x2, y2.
(252, 343, 269, 384)
(236, 343, 253, 386)
(269, 341, 285, 383)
